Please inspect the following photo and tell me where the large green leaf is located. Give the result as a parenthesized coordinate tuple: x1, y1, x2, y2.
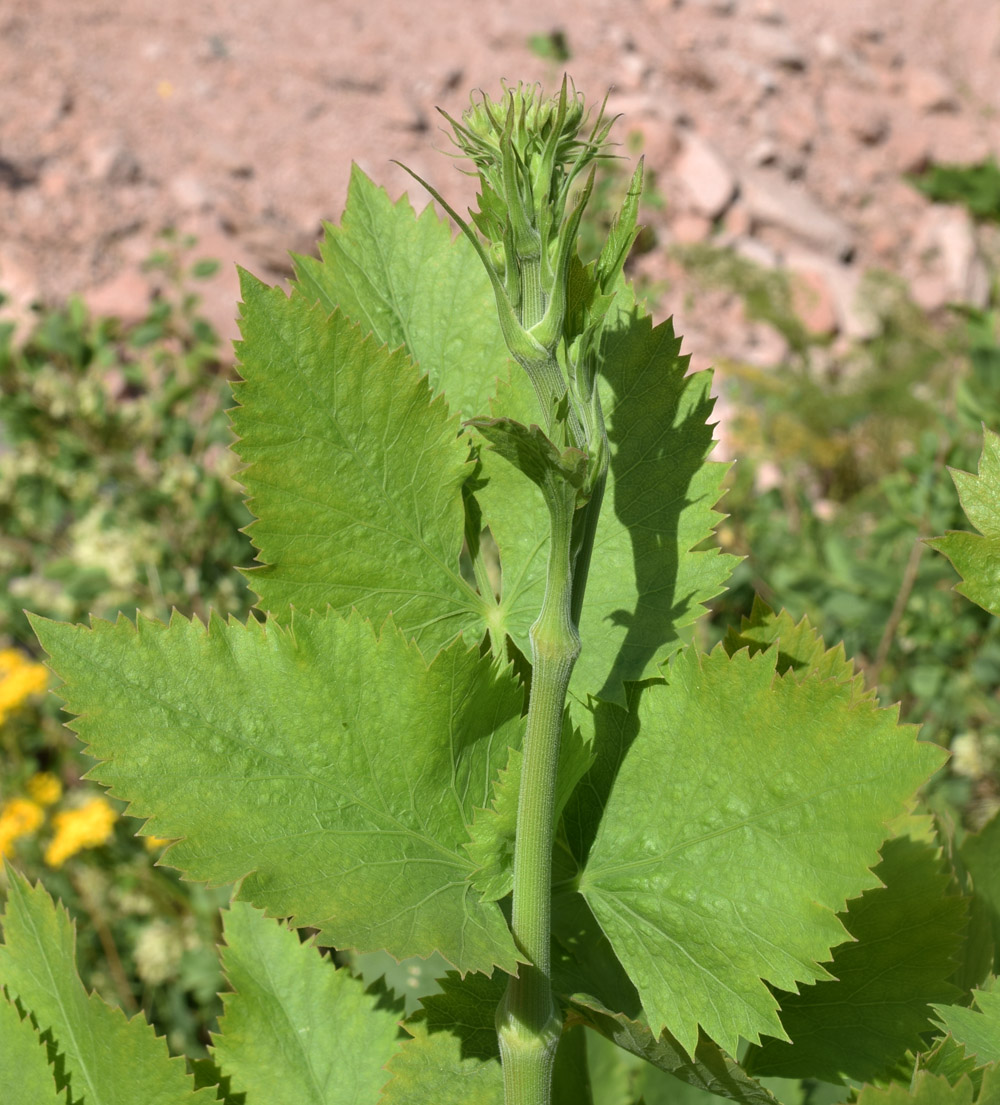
(292, 165, 511, 420)
(212, 901, 401, 1104)
(570, 642, 944, 1057)
(927, 428, 1000, 617)
(0, 868, 213, 1105)
(232, 272, 486, 648)
(933, 985, 1000, 1068)
(746, 833, 968, 1082)
(31, 609, 520, 974)
(576, 303, 737, 702)
(0, 992, 64, 1104)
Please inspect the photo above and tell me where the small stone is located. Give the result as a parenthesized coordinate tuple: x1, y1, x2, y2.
(788, 265, 838, 335)
(83, 269, 153, 327)
(671, 211, 714, 244)
(912, 203, 989, 307)
(674, 131, 737, 219)
(906, 68, 959, 114)
(824, 85, 890, 145)
(747, 137, 779, 166)
(748, 23, 806, 70)
(169, 173, 211, 211)
(741, 169, 854, 258)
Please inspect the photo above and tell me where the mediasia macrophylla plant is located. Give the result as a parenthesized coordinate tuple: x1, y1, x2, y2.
(5, 79, 1000, 1105)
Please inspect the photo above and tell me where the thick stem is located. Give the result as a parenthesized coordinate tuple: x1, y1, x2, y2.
(499, 488, 579, 1105)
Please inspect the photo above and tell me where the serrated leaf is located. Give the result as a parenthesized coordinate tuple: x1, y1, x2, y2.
(212, 901, 402, 1104)
(567, 993, 780, 1105)
(291, 164, 510, 419)
(420, 970, 506, 1062)
(857, 1069, 1000, 1105)
(0, 868, 213, 1105)
(927, 428, 1000, 617)
(933, 985, 1000, 1068)
(31, 610, 520, 975)
(746, 833, 968, 1082)
(724, 597, 869, 696)
(571, 643, 944, 1057)
(380, 1016, 504, 1105)
(0, 993, 64, 1104)
(574, 301, 738, 702)
(961, 811, 1000, 972)
(232, 272, 486, 648)
(919, 1035, 989, 1092)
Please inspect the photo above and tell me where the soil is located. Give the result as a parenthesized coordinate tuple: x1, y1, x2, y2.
(2, 0, 999, 373)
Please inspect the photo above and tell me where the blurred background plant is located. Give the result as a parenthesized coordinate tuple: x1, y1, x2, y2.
(0, 231, 250, 1055)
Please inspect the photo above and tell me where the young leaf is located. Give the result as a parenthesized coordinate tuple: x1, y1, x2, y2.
(465, 714, 594, 900)
(856, 1068, 1000, 1105)
(724, 596, 870, 695)
(212, 901, 402, 1104)
(933, 985, 1000, 1068)
(0, 868, 214, 1105)
(571, 643, 945, 1057)
(745, 833, 969, 1082)
(927, 428, 1000, 617)
(232, 272, 485, 649)
(0, 993, 64, 1104)
(31, 610, 521, 975)
(919, 1035, 992, 1093)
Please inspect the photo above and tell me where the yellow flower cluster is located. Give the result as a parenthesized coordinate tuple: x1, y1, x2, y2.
(26, 772, 62, 806)
(45, 797, 117, 868)
(0, 649, 48, 724)
(0, 797, 44, 857)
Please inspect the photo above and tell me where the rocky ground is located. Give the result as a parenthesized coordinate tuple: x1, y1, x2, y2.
(2, 0, 998, 376)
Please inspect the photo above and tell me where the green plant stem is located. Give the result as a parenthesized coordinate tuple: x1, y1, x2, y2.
(498, 483, 580, 1105)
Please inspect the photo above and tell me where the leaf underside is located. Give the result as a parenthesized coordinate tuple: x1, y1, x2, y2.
(30, 609, 521, 976)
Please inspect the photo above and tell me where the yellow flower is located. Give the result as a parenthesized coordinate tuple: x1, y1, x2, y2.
(44, 796, 117, 868)
(0, 797, 44, 857)
(26, 772, 62, 806)
(0, 649, 48, 725)
(143, 835, 172, 852)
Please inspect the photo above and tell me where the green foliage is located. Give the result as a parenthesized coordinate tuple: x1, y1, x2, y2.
(909, 158, 1000, 222)
(0, 235, 252, 643)
(0, 241, 251, 1058)
(928, 429, 1000, 617)
(4, 80, 990, 1105)
(0, 867, 214, 1103)
(213, 901, 402, 1104)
